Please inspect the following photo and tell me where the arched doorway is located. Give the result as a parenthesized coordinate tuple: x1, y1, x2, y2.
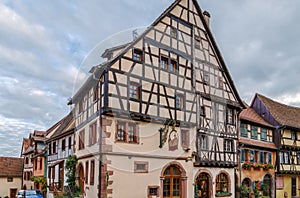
(241, 178, 251, 198)
(263, 174, 272, 197)
(163, 165, 181, 198)
(161, 162, 187, 198)
(195, 172, 210, 198)
(78, 164, 84, 193)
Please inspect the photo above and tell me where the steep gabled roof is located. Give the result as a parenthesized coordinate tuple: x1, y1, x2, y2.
(0, 157, 23, 177)
(46, 111, 75, 142)
(256, 93, 300, 129)
(69, 0, 244, 108)
(239, 104, 274, 128)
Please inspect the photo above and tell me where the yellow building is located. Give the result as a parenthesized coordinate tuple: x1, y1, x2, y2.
(239, 102, 276, 198)
(0, 157, 23, 198)
(252, 93, 300, 198)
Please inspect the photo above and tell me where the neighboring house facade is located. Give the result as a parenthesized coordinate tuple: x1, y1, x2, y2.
(251, 93, 300, 198)
(21, 135, 34, 190)
(0, 157, 23, 198)
(46, 112, 75, 198)
(239, 103, 276, 198)
(69, 0, 243, 198)
(31, 130, 47, 191)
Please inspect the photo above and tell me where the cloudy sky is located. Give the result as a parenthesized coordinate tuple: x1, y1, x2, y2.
(1, 0, 300, 157)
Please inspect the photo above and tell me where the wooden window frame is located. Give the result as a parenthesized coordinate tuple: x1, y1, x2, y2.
(134, 161, 149, 173)
(169, 59, 178, 73)
(261, 128, 267, 141)
(62, 139, 66, 151)
(68, 136, 72, 150)
(175, 94, 184, 110)
(200, 134, 208, 150)
(85, 161, 89, 184)
(90, 160, 95, 185)
(39, 157, 42, 170)
(93, 85, 99, 102)
(79, 101, 83, 114)
(251, 126, 258, 140)
(240, 123, 248, 138)
(48, 143, 52, 155)
(200, 106, 206, 117)
(215, 173, 230, 194)
(160, 55, 169, 70)
(218, 77, 223, 89)
(127, 123, 138, 143)
(52, 141, 57, 154)
(170, 27, 177, 39)
(133, 48, 143, 62)
(226, 108, 234, 125)
(116, 121, 139, 144)
(129, 82, 141, 100)
(116, 121, 126, 142)
(292, 131, 297, 141)
(224, 139, 233, 152)
(195, 35, 201, 49)
(148, 186, 160, 197)
(89, 122, 97, 146)
(79, 130, 85, 150)
(203, 71, 210, 85)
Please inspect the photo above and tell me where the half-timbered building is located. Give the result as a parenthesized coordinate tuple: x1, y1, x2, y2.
(69, 0, 244, 197)
(251, 93, 300, 198)
(239, 102, 276, 198)
(21, 135, 34, 190)
(46, 112, 75, 198)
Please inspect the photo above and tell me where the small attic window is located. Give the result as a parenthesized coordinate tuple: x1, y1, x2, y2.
(133, 48, 143, 62)
(195, 35, 201, 49)
(170, 27, 177, 39)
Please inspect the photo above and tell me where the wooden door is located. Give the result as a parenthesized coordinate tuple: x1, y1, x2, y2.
(10, 188, 17, 198)
(79, 164, 84, 193)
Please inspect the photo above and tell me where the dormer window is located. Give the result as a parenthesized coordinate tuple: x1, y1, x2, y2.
(133, 48, 143, 62)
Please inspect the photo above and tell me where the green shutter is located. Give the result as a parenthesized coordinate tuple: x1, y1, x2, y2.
(241, 149, 245, 162)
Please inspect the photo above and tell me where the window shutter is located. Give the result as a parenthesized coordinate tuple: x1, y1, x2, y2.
(241, 149, 245, 162)
(260, 181, 264, 190)
(260, 152, 264, 164)
(250, 150, 255, 163)
(252, 181, 256, 190)
(268, 152, 272, 164)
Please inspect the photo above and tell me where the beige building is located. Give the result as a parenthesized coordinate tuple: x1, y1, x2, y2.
(69, 0, 244, 197)
(0, 157, 23, 198)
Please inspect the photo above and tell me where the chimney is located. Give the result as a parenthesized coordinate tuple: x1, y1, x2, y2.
(203, 10, 211, 28)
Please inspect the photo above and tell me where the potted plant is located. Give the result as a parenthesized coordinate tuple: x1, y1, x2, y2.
(252, 162, 260, 170)
(242, 161, 251, 170)
(239, 184, 250, 198)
